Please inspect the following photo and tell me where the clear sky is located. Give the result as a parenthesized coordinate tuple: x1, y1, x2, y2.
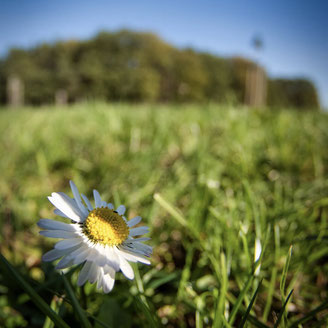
(1, 0, 327, 108)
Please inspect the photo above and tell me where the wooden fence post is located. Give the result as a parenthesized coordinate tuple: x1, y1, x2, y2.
(55, 89, 68, 106)
(244, 64, 267, 108)
(7, 75, 24, 107)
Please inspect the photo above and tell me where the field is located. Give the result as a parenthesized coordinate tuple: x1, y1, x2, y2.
(0, 103, 327, 327)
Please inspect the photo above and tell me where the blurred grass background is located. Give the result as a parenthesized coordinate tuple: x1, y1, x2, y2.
(0, 103, 328, 327)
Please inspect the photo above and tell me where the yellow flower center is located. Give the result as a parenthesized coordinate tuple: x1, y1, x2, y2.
(83, 208, 129, 246)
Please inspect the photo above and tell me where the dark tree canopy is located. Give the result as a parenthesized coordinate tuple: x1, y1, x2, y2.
(267, 78, 320, 110)
(0, 30, 320, 109)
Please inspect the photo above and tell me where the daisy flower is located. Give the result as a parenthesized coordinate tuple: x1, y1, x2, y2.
(38, 181, 152, 293)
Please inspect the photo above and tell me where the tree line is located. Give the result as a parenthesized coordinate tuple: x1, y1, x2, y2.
(0, 30, 320, 109)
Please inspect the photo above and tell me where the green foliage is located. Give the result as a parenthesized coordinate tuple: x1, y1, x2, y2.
(0, 59, 6, 104)
(62, 275, 92, 328)
(229, 57, 253, 104)
(268, 78, 320, 110)
(200, 53, 234, 104)
(0, 30, 320, 109)
(0, 103, 328, 327)
(238, 280, 262, 328)
(0, 253, 70, 328)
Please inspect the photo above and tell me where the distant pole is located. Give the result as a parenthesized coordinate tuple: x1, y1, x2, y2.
(244, 35, 267, 108)
(7, 75, 24, 108)
(245, 63, 267, 107)
(55, 89, 68, 106)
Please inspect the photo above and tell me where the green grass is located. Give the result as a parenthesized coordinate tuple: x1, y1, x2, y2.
(0, 103, 328, 327)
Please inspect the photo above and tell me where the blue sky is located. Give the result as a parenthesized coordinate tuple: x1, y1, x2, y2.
(1, 0, 327, 108)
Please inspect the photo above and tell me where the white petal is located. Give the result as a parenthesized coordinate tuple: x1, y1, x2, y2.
(132, 242, 153, 253)
(81, 194, 93, 211)
(131, 237, 151, 242)
(39, 230, 77, 239)
(93, 246, 108, 267)
(73, 249, 91, 265)
(101, 201, 107, 207)
(55, 238, 82, 250)
(117, 248, 151, 265)
(85, 248, 95, 261)
(42, 244, 81, 262)
(107, 203, 114, 210)
(70, 181, 89, 217)
(102, 270, 115, 293)
(57, 192, 84, 214)
(96, 268, 104, 289)
(54, 209, 70, 219)
(134, 246, 152, 257)
(78, 261, 92, 286)
(103, 247, 120, 271)
(118, 254, 134, 280)
(88, 262, 100, 284)
(129, 226, 149, 237)
(42, 248, 67, 262)
(254, 238, 262, 262)
(103, 264, 116, 275)
(93, 189, 102, 208)
(116, 205, 126, 215)
(48, 193, 83, 222)
(128, 246, 152, 257)
(37, 219, 76, 232)
(65, 245, 90, 265)
(55, 255, 74, 269)
(127, 216, 142, 227)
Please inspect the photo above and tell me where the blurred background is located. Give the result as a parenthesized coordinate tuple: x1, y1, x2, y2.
(1, 1, 328, 328)
(0, 0, 327, 109)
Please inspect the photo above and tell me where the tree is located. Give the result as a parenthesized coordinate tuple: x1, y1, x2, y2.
(0, 29, 320, 110)
(267, 78, 319, 109)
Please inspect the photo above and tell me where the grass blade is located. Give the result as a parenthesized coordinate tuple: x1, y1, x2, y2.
(0, 253, 70, 328)
(133, 294, 159, 328)
(153, 193, 202, 241)
(238, 280, 262, 328)
(43, 296, 63, 328)
(133, 263, 159, 327)
(280, 245, 293, 325)
(154, 192, 221, 283)
(147, 271, 180, 290)
(242, 313, 269, 328)
(62, 274, 92, 328)
(262, 224, 280, 322)
(280, 246, 293, 297)
(153, 193, 188, 227)
(288, 298, 328, 328)
(228, 273, 255, 325)
(196, 309, 203, 328)
(227, 291, 269, 328)
(177, 245, 194, 300)
(273, 289, 293, 328)
(213, 253, 229, 328)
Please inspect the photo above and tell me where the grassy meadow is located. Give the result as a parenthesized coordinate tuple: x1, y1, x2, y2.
(0, 103, 328, 327)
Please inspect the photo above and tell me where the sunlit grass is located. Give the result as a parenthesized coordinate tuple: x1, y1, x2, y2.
(0, 103, 328, 327)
